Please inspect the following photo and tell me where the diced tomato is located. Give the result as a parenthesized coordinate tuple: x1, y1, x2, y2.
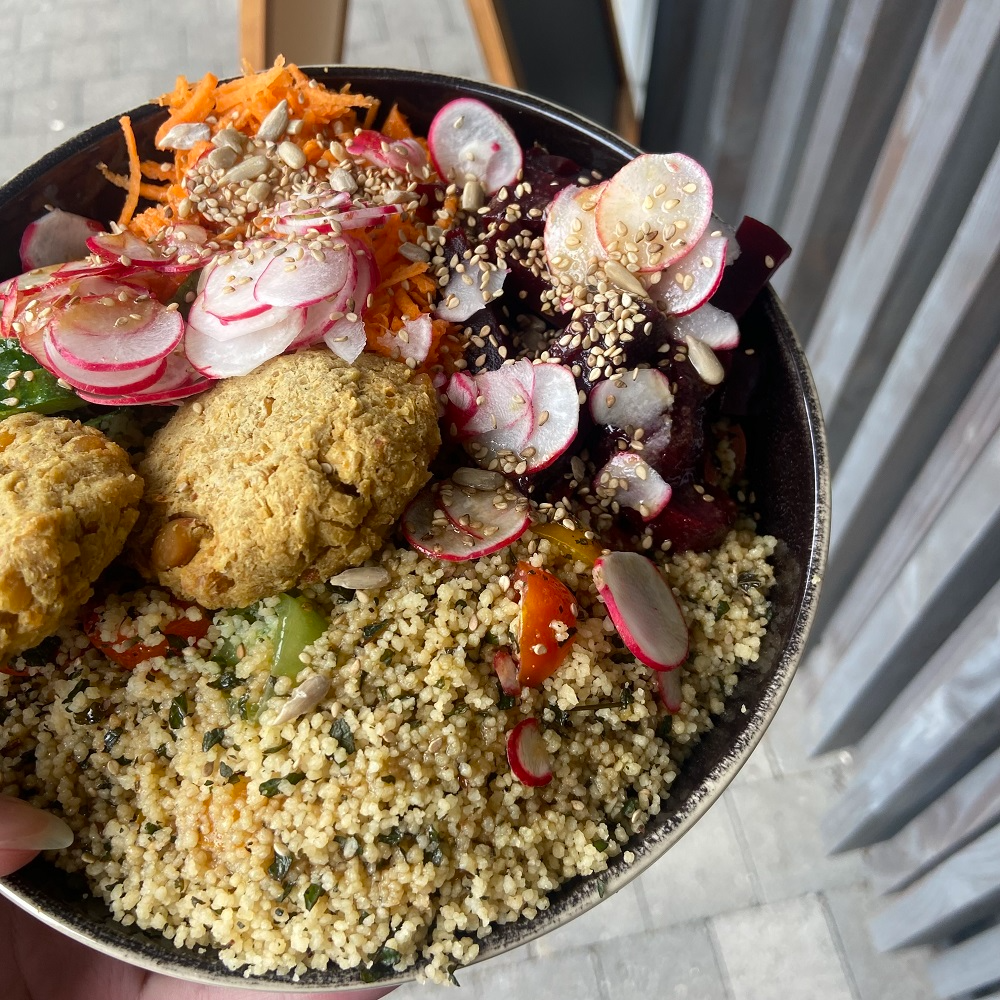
(83, 598, 210, 669)
(513, 561, 577, 688)
(0, 663, 30, 677)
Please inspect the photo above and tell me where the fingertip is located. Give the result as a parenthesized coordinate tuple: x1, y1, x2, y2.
(0, 848, 41, 877)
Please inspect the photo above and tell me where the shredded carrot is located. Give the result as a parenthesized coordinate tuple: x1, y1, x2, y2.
(382, 104, 414, 140)
(118, 115, 141, 227)
(140, 159, 174, 180)
(155, 73, 219, 146)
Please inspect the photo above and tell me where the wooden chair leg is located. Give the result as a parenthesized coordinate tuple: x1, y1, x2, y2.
(240, 0, 350, 71)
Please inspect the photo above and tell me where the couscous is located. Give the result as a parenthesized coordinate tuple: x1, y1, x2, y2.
(0, 62, 784, 984)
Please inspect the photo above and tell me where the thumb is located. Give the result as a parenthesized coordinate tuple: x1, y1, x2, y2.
(0, 797, 74, 876)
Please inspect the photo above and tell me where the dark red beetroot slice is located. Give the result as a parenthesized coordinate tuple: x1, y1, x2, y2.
(648, 480, 737, 552)
(427, 97, 523, 195)
(20, 209, 104, 270)
(592, 551, 688, 671)
(710, 216, 791, 319)
(595, 153, 712, 272)
(506, 718, 553, 786)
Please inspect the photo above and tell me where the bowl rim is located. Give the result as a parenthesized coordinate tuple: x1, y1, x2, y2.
(0, 65, 830, 991)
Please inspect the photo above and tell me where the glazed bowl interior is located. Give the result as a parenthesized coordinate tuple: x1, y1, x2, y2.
(0, 67, 829, 990)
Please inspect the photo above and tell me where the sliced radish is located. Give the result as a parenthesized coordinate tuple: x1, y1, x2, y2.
(589, 368, 674, 433)
(445, 371, 478, 419)
(434, 263, 507, 323)
(345, 130, 428, 174)
(427, 97, 523, 195)
(643, 229, 727, 316)
(594, 452, 672, 520)
(506, 718, 553, 787)
(711, 215, 740, 264)
(322, 315, 366, 364)
(19, 209, 104, 270)
(87, 229, 213, 273)
(437, 471, 530, 541)
(655, 669, 683, 713)
(522, 363, 579, 472)
(184, 310, 305, 378)
(670, 303, 739, 351)
(48, 295, 184, 372)
(596, 153, 712, 272)
(42, 332, 166, 394)
(331, 204, 402, 231)
(253, 244, 354, 309)
(446, 361, 535, 441)
(75, 353, 214, 406)
(593, 551, 689, 671)
(199, 250, 272, 321)
(187, 296, 295, 342)
(543, 183, 606, 288)
(395, 313, 433, 365)
(493, 648, 522, 697)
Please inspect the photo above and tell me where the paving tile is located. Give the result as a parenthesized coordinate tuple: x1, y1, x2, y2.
(595, 921, 730, 1000)
(18, 1, 102, 49)
(345, 0, 390, 49)
(343, 35, 429, 72)
(454, 947, 606, 999)
(728, 736, 777, 784)
(533, 880, 647, 956)
(8, 82, 82, 136)
(638, 795, 758, 927)
(824, 886, 938, 1000)
(727, 764, 867, 903)
(712, 895, 855, 1000)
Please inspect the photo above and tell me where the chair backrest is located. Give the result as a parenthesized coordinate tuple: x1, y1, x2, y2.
(638, 1, 1000, 991)
(239, 0, 349, 71)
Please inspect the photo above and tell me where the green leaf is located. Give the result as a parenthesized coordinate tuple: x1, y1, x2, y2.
(202, 727, 226, 752)
(361, 620, 389, 642)
(593, 839, 608, 853)
(329, 717, 355, 754)
(620, 682, 633, 708)
(62, 678, 88, 705)
(168, 694, 188, 730)
(0, 337, 85, 418)
(377, 827, 402, 846)
(303, 883, 325, 911)
(210, 667, 242, 691)
(714, 600, 731, 620)
(374, 946, 401, 967)
(144, 823, 162, 836)
(268, 851, 293, 882)
(103, 727, 124, 753)
(259, 771, 305, 798)
(218, 762, 234, 779)
(262, 740, 290, 756)
(18, 635, 61, 667)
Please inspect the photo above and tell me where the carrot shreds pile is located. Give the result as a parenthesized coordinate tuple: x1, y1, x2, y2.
(117, 116, 141, 227)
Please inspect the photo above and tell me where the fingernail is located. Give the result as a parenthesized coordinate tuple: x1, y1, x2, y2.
(0, 796, 74, 851)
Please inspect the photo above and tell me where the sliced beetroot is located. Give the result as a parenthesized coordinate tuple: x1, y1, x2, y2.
(543, 183, 606, 288)
(427, 97, 523, 195)
(710, 216, 791, 319)
(438, 471, 530, 542)
(593, 551, 688, 671)
(596, 153, 712, 272)
(345, 129, 428, 174)
(644, 229, 727, 316)
(435, 262, 508, 323)
(594, 452, 672, 521)
(48, 294, 184, 372)
(20, 208, 104, 270)
(184, 309, 305, 378)
(493, 648, 522, 697)
(656, 669, 683, 713)
(670, 303, 739, 350)
(589, 368, 674, 434)
(506, 718, 553, 786)
(648, 480, 737, 552)
(253, 243, 355, 309)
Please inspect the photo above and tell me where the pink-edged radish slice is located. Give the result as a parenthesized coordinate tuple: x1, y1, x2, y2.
(87, 230, 212, 273)
(589, 368, 674, 433)
(643, 229, 727, 316)
(329, 203, 402, 232)
(506, 718, 553, 786)
(400, 485, 481, 561)
(198, 251, 272, 322)
(427, 97, 523, 195)
(712, 215, 740, 264)
(48, 295, 184, 372)
(74, 353, 214, 406)
(396, 313, 434, 365)
(185, 310, 305, 378)
(522, 362, 580, 472)
(670, 302, 739, 350)
(493, 648, 522, 697)
(593, 551, 689, 671)
(19, 209, 104, 270)
(345, 130, 429, 174)
(594, 452, 672, 520)
(655, 669, 683, 713)
(446, 360, 535, 439)
(42, 332, 166, 394)
(543, 183, 606, 288)
(596, 152, 713, 272)
(445, 371, 478, 419)
(434, 262, 508, 323)
(253, 243, 355, 309)
(437, 471, 530, 541)
(322, 315, 366, 364)
(187, 296, 293, 342)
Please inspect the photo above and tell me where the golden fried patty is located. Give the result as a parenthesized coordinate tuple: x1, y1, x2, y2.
(130, 351, 441, 609)
(0, 413, 143, 662)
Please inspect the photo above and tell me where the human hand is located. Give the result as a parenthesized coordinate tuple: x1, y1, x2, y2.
(0, 797, 395, 1000)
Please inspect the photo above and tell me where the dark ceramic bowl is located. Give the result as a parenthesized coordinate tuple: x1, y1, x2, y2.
(0, 68, 829, 990)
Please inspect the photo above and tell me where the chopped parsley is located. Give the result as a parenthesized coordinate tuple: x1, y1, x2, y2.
(202, 727, 226, 752)
(329, 717, 355, 754)
(361, 620, 389, 642)
(259, 771, 306, 798)
(168, 694, 188, 730)
(303, 883, 325, 911)
(268, 851, 293, 882)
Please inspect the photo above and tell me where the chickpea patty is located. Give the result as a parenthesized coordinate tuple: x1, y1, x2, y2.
(130, 351, 441, 609)
(0, 413, 143, 663)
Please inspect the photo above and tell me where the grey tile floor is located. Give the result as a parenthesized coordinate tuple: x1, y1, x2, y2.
(0, 1, 940, 997)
